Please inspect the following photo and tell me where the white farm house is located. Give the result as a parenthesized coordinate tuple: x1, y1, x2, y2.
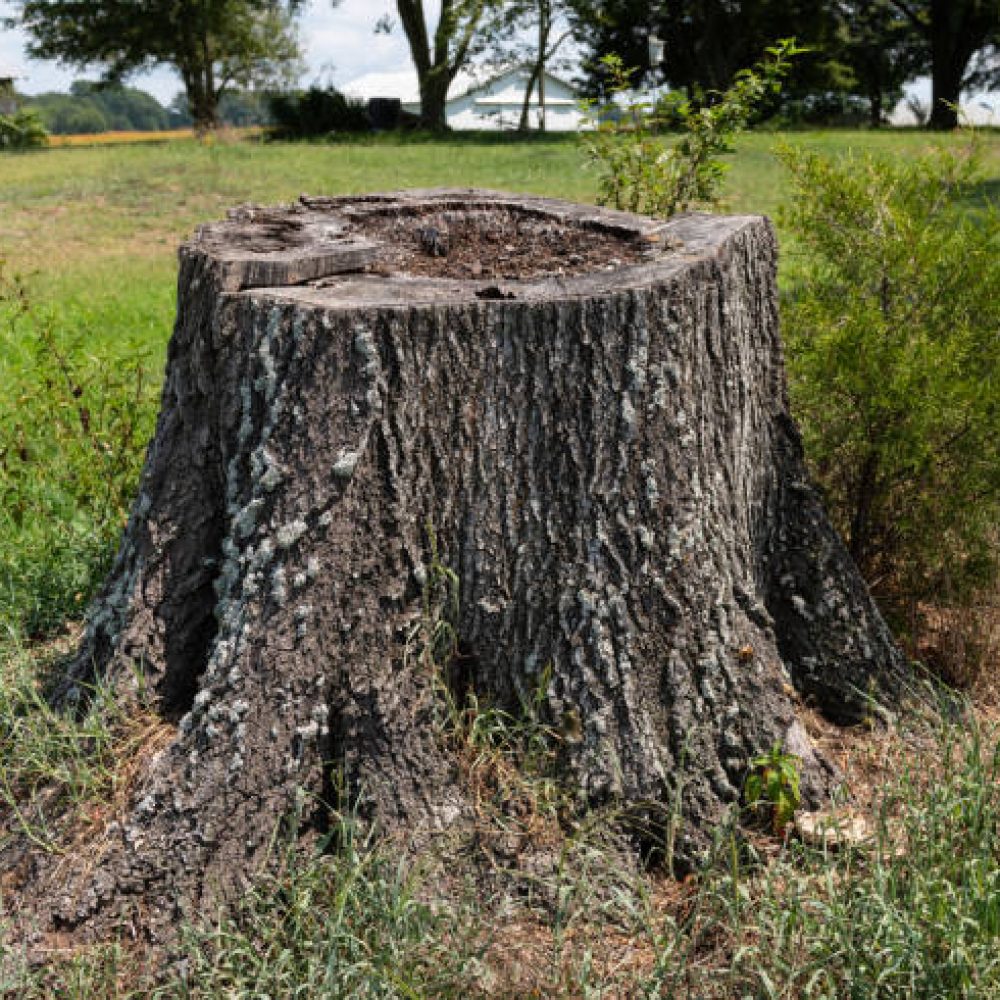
(343, 64, 586, 131)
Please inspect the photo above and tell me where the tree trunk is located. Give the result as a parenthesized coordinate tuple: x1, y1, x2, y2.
(418, 68, 451, 130)
(185, 72, 219, 132)
(927, 0, 973, 130)
(869, 88, 884, 128)
(538, 65, 547, 131)
(518, 64, 542, 131)
(929, 57, 964, 129)
(38, 191, 906, 941)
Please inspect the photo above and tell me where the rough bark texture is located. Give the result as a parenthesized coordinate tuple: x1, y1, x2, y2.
(47, 189, 906, 939)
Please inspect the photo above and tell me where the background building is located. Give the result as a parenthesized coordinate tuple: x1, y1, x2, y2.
(343, 64, 586, 132)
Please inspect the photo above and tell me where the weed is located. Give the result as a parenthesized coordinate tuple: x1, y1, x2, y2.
(405, 525, 567, 838)
(0, 630, 170, 853)
(171, 813, 484, 999)
(581, 39, 802, 217)
(743, 741, 802, 835)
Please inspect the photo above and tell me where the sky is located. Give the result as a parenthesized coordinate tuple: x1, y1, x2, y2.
(0, 0, 435, 102)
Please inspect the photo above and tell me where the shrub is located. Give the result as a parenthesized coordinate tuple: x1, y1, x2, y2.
(778, 138, 1000, 606)
(0, 108, 47, 149)
(268, 86, 370, 138)
(581, 39, 801, 217)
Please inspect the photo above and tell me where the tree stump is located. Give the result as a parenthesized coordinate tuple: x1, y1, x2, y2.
(50, 189, 906, 937)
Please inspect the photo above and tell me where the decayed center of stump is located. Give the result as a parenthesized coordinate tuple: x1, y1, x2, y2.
(351, 205, 647, 280)
(204, 190, 679, 294)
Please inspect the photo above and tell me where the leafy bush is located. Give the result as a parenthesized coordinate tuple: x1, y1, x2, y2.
(581, 39, 801, 217)
(778, 138, 1000, 604)
(268, 86, 370, 138)
(0, 265, 154, 634)
(0, 108, 47, 149)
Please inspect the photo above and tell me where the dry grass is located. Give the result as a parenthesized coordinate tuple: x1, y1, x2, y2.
(46, 126, 264, 148)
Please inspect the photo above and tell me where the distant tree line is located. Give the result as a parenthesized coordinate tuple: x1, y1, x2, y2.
(20, 82, 272, 135)
(6, 0, 1000, 131)
(24, 81, 179, 134)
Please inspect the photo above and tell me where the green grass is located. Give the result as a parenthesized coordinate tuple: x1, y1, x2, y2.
(2, 689, 999, 998)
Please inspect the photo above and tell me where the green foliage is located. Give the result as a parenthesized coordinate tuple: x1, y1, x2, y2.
(0, 264, 155, 635)
(582, 39, 802, 218)
(828, 0, 925, 127)
(778, 137, 1000, 601)
(12, 0, 303, 130)
(743, 740, 802, 834)
(574, 0, 840, 101)
(0, 108, 47, 150)
(25, 81, 175, 135)
(268, 86, 370, 138)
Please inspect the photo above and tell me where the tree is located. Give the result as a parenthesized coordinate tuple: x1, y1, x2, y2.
(393, 0, 491, 129)
(891, 0, 1000, 129)
(12, 0, 306, 131)
(24, 190, 904, 940)
(832, 1, 925, 126)
(575, 0, 839, 102)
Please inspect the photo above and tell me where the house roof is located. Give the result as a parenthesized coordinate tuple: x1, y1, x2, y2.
(341, 63, 578, 106)
(341, 70, 420, 103)
(456, 63, 579, 102)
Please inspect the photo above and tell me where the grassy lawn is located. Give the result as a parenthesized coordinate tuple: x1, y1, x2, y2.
(1, 128, 996, 360)
(0, 129, 992, 378)
(0, 129, 994, 356)
(1, 129, 999, 996)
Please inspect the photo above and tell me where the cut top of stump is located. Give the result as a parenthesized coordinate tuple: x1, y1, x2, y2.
(187, 188, 752, 305)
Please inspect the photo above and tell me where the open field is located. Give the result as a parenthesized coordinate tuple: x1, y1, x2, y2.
(1, 130, 1000, 996)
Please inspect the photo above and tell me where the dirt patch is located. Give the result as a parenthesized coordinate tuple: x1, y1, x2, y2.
(351, 207, 650, 281)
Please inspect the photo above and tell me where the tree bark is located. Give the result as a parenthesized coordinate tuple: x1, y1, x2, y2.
(418, 67, 452, 131)
(518, 62, 542, 131)
(39, 190, 906, 941)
